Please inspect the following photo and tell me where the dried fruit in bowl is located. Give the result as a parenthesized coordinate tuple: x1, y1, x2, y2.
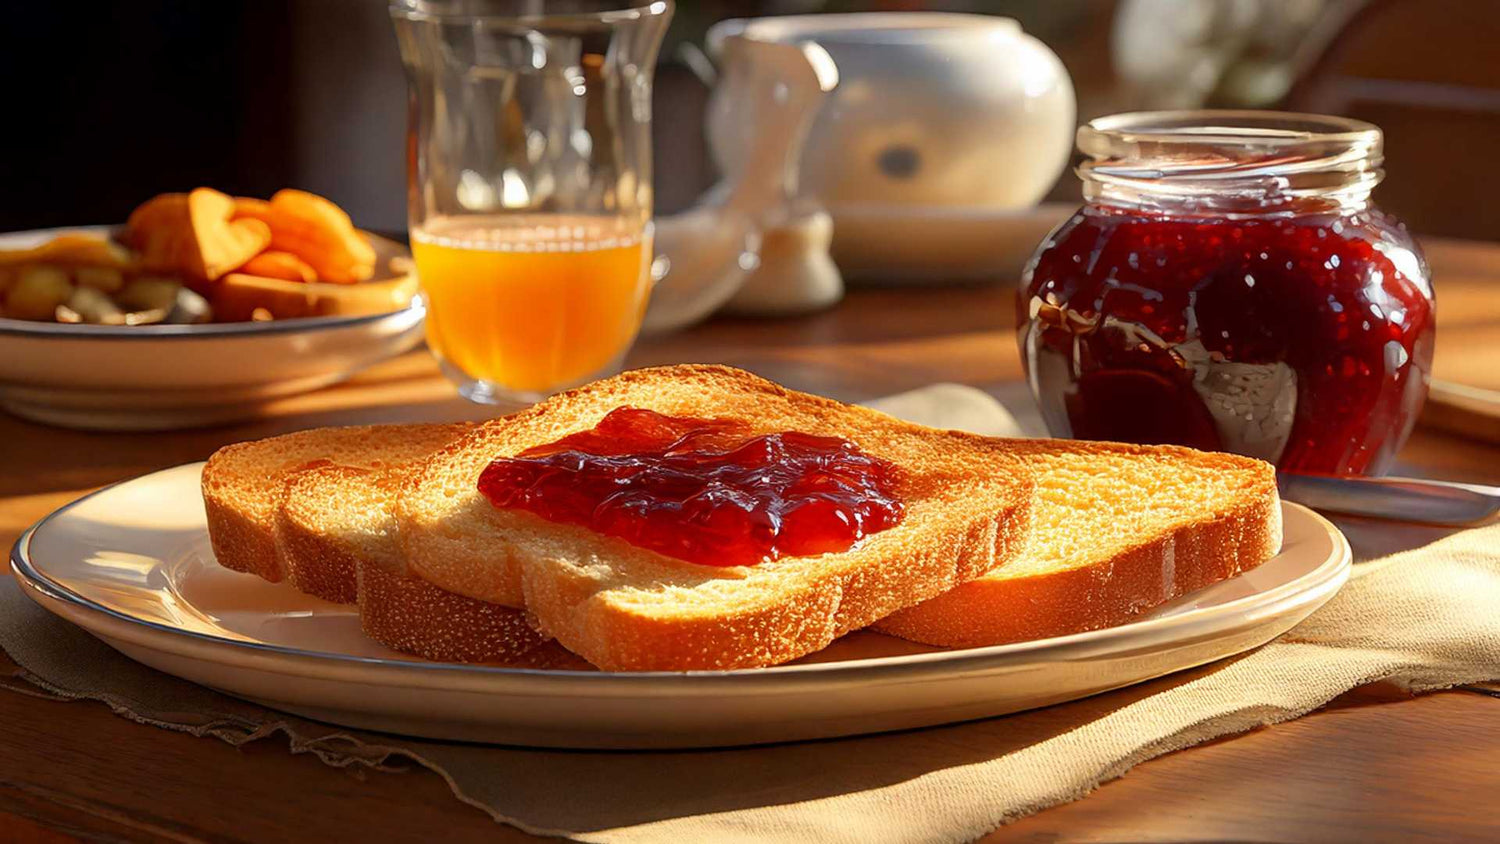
(233, 190, 376, 284)
(211, 272, 418, 322)
(74, 265, 126, 293)
(241, 250, 318, 283)
(4, 266, 74, 321)
(57, 286, 125, 325)
(0, 233, 130, 311)
(3, 187, 388, 325)
(0, 233, 134, 270)
(126, 188, 272, 283)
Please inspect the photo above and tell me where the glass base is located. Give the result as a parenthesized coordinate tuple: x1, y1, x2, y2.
(437, 353, 629, 409)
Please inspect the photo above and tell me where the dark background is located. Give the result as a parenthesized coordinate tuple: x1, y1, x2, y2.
(3, 0, 1497, 240)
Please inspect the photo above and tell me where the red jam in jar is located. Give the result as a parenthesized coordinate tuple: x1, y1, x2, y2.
(1020, 111, 1434, 475)
(477, 408, 905, 567)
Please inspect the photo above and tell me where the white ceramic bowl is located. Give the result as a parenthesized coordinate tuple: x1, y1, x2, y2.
(0, 227, 425, 430)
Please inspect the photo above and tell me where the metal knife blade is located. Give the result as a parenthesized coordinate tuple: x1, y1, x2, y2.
(1277, 473, 1500, 525)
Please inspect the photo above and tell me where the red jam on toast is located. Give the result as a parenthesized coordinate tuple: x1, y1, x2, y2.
(477, 407, 905, 566)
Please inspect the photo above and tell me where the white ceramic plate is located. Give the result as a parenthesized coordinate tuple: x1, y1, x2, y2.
(12, 463, 1350, 749)
(0, 227, 424, 431)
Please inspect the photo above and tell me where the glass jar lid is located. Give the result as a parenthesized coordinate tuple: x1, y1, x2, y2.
(1077, 110, 1383, 214)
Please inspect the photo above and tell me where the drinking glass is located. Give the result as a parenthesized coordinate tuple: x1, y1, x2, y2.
(391, 0, 671, 405)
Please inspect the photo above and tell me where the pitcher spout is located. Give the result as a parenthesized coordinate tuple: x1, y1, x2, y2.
(643, 36, 839, 334)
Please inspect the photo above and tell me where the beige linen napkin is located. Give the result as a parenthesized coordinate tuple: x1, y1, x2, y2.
(3, 385, 1498, 842)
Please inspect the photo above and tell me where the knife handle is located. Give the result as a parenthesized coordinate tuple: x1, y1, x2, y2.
(1277, 473, 1500, 525)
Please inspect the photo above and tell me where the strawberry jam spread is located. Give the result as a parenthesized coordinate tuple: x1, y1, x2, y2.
(476, 408, 905, 567)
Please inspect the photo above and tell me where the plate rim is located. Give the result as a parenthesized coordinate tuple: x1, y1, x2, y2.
(0, 225, 421, 338)
(11, 462, 1352, 692)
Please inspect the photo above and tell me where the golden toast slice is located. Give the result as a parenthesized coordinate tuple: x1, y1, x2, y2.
(396, 365, 1036, 671)
(875, 439, 1282, 647)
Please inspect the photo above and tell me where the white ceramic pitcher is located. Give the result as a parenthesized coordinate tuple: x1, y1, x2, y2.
(642, 33, 839, 333)
(705, 13, 1076, 283)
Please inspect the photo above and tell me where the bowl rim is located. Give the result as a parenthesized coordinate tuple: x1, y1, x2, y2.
(0, 303, 422, 339)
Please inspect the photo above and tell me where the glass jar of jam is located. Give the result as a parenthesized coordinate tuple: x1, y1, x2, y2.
(1020, 111, 1434, 475)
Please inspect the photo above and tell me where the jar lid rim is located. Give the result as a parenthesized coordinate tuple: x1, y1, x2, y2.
(1083, 110, 1381, 145)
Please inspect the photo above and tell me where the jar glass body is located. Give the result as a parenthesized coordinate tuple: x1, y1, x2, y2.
(1019, 111, 1435, 476)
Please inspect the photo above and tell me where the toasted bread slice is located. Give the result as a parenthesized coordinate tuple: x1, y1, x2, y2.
(397, 364, 1035, 671)
(202, 423, 469, 588)
(874, 440, 1282, 647)
(284, 463, 584, 667)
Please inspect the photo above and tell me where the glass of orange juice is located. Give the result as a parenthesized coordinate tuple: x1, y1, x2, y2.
(391, 1, 671, 404)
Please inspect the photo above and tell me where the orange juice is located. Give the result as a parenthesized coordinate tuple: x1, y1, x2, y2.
(411, 215, 651, 395)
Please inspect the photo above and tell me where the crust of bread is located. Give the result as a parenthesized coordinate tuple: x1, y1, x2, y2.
(397, 364, 1036, 671)
(202, 423, 469, 594)
(202, 438, 320, 583)
(285, 462, 582, 666)
(358, 557, 585, 668)
(203, 486, 284, 581)
(874, 440, 1283, 647)
(274, 505, 362, 604)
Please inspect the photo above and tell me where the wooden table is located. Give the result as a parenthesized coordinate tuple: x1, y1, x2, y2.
(2, 239, 1497, 842)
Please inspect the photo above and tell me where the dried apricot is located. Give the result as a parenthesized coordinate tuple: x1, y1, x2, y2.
(240, 250, 317, 283)
(126, 188, 271, 282)
(265, 190, 377, 284)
